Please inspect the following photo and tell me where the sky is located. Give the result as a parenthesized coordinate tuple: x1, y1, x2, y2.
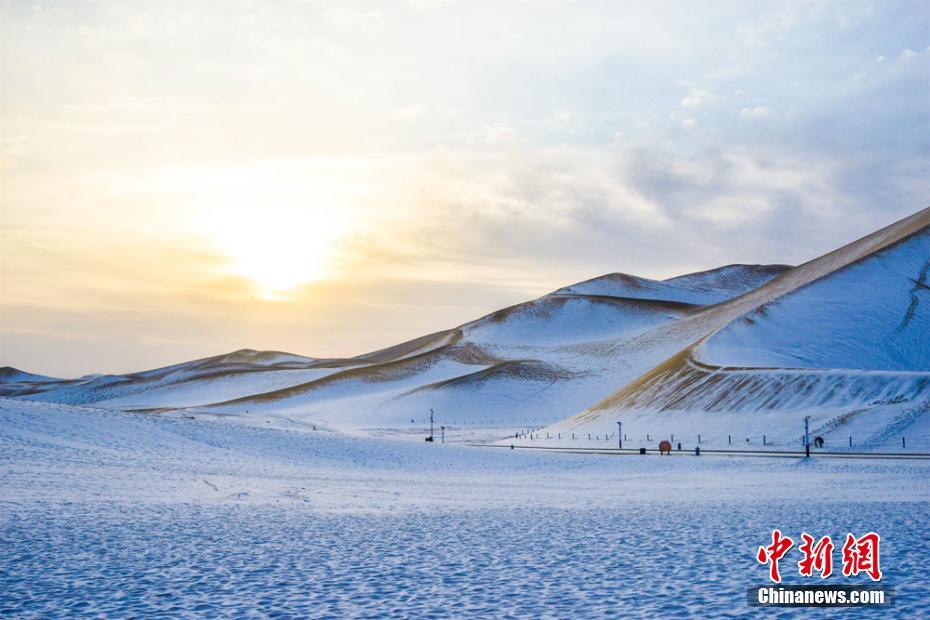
(1, 0, 928, 377)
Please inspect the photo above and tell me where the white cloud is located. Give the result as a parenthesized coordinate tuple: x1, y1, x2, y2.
(900, 48, 917, 60)
(739, 106, 772, 120)
(680, 88, 713, 108)
(681, 118, 697, 129)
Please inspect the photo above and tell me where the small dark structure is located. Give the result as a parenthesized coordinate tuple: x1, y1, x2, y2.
(814, 436, 824, 448)
(659, 440, 672, 455)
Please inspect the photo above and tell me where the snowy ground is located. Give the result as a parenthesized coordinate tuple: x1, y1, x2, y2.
(2, 398, 929, 617)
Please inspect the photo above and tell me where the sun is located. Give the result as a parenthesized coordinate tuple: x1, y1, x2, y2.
(182, 161, 368, 299)
(208, 205, 342, 300)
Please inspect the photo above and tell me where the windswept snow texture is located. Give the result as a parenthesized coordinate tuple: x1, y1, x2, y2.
(702, 229, 930, 371)
(6, 502, 928, 618)
(2, 398, 929, 618)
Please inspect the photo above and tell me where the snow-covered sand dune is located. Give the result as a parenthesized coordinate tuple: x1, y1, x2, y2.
(2, 208, 928, 449)
(0, 265, 789, 430)
(550, 207, 930, 448)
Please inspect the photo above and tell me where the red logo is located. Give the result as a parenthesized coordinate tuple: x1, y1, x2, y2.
(758, 531, 881, 583)
(798, 533, 834, 578)
(756, 529, 794, 583)
(841, 532, 882, 582)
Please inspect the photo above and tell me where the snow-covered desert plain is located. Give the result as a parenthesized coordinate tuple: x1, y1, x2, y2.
(3, 398, 930, 618)
(2, 208, 929, 617)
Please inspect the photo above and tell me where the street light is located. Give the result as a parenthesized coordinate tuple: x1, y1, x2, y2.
(617, 421, 622, 450)
(804, 415, 811, 458)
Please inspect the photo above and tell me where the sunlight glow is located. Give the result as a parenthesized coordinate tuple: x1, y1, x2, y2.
(190, 168, 356, 300)
(211, 208, 338, 300)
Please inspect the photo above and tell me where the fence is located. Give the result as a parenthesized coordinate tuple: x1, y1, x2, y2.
(506, 430, 921, 452)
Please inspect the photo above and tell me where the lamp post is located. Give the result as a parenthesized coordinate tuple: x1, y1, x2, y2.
(430, 408, 435, 442)
(440, 425, 445, 444)
(617, 421, 622, 450)
(804, 415, 811, 458)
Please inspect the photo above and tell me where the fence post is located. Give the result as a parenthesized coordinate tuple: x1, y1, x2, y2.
(728, 435, 732, 445)
(849, 436, 852, 448)
(763, 435, 766, 446)
(903, 437, 906, 448)
(698, 434, 701, 444)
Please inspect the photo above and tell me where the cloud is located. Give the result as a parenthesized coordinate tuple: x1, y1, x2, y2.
(680, 89, 713, 108)
(739, 106, 772, 120)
